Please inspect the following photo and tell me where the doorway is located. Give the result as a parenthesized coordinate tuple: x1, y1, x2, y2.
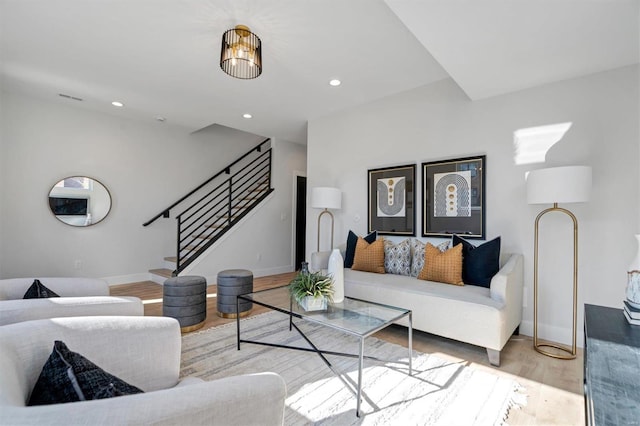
(294, 175, 307, 270)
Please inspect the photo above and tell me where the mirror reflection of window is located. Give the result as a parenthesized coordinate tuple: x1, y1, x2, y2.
(54, 177, 92, 190)
(48, 176, 111, 227)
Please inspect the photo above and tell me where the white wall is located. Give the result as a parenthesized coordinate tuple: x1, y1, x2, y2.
(0, 92, 4, 278)
(307, 65, 639, 346)
(185, 139, 307, 281)
(0, 92, 278, 283)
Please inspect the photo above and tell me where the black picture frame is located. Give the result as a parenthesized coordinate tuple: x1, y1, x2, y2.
(422, 155, 486, 239)
(368, 164, 416, 236)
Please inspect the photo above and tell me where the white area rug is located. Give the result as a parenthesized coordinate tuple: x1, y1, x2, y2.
(181, 312, 525, 425)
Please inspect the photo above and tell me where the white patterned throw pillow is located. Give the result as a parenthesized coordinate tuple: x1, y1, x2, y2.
(411, 239, 450, 277)
(384, 239, 412, 276)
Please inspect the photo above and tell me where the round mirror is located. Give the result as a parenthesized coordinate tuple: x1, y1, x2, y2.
(48, 176, 112, 227)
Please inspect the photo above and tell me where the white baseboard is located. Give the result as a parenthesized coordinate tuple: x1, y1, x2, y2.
(252, 265, 295, 278)
(103, 273, 151, 287)
(193, 265, 295, 287)
(102, 263, 294, 288)
(519, 320, 584, 348)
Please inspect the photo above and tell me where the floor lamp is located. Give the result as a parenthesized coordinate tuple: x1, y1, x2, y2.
(310, 187, 342, 252)
(526, 166, 592, 359)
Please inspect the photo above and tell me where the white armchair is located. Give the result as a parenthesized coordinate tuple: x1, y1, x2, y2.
(0, 316, 287, 425)
(0, 278, 143, 326)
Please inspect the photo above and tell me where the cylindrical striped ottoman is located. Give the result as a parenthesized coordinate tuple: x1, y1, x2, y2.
(163, 275, 207, 333)
(217, 269, 253, 318)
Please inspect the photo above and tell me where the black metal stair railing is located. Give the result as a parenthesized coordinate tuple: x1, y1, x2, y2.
(143, 138, 273, 275)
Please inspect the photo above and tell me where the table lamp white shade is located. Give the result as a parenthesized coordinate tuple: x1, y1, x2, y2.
(311, 187, 342, 210)
(526, 166, 592, 205)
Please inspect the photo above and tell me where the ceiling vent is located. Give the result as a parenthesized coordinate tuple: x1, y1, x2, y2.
(58, 93, 83, 101)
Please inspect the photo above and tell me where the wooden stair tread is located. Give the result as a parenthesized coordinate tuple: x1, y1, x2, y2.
(149, 268, 173, 278)
(164, 256, 177, 262)
(250, 187, 269, 193)
(215, 213, 242, 220)
(241, 194, 261, 200)
(193, 235, 213, 240)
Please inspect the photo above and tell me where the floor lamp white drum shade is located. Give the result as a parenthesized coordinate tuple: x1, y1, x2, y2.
(311, 187, 342, 252)
(526, 165, 592, 360)
(526, 166, 592, 204)
(311, 187, 342, 210)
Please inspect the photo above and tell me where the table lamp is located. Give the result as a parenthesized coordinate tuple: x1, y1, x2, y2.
(311, 187, 342, 252)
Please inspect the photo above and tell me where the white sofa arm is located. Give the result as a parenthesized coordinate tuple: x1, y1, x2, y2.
(1, 373, 286, 426)
(0, 277, 109, 300)
(489, 253, 524, 304)
(311, 244, 347, 272)
(0, 316, 182, 405)
(0, 296, 144, 326)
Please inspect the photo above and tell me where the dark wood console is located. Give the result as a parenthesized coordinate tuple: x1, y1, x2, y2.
(584, 304, 640, 425)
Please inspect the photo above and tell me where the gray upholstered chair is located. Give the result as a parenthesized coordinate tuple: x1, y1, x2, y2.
(0, 277, 143, 326)
(0, 316, 287, 425)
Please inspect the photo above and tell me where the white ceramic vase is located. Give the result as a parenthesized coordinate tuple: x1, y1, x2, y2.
(328, 248, 344, 303)
(627, 234, 640, 309)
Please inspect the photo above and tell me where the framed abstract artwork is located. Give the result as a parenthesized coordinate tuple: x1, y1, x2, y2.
(368, 164, 416, 236)
(422, 155, 486, 239)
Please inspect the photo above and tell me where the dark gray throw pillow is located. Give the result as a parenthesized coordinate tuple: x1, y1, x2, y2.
(23, 279, 60, 299)
(28, 341, 143, 406)
(453, 235, 501, 288)
(344, 230, 377, 268)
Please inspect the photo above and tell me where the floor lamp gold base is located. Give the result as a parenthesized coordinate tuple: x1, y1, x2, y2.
(534, 342, 577, 360)
(533, 204, 579, 361)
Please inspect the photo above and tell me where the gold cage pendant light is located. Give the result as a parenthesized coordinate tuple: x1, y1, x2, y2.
(220, 25, 262, 79)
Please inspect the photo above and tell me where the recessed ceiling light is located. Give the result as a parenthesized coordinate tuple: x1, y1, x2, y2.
(329, 79, 341, 87)
(111, 101, 124, 107)
(243, 113, 252, 119)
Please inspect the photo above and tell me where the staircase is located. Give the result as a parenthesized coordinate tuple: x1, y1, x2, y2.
(144, 139, 273, 282)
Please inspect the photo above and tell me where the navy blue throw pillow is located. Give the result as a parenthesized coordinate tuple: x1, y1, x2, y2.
(23, 279, 60, 299)
(28, 341, 143, 406)
(344, 230, 377, 268)
(453, 235, 501, 288)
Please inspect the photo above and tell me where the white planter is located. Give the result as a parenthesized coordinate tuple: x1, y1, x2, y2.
(627, 234, 640, 309)
(328, 248, 345, 303)
(298, 296, 327, 311)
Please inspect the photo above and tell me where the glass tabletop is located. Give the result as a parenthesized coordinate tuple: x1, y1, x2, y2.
(240, 285, 411, 337)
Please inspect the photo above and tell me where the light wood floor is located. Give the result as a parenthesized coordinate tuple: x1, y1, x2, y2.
(111, 272, 584, 425)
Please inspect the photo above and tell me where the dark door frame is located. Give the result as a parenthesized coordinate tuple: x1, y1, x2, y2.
(293, 173, 307, 271)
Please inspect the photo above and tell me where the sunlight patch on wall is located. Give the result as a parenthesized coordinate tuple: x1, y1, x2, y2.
(513, 122, 572, 165)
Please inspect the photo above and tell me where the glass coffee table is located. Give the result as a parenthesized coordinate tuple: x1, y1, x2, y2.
(236, 285, 412, 417)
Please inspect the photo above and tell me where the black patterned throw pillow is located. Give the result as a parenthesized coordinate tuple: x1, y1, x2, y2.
(28, 341, 143, 406)
(23, 279, 60, 299)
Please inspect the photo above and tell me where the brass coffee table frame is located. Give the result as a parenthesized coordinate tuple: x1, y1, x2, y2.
(236, 286, 412, 417)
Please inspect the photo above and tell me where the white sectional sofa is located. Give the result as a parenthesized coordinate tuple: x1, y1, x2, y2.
(0, 316, 286, 425)
(313, 251, 523, 366)
(0, 277, 143, 326)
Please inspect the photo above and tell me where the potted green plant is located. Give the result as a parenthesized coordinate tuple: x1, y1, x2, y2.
(289, 271, 334, 311)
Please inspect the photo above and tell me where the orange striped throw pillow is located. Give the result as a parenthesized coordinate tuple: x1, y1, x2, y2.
(417, 242, 464, 285)
(352, 237, 385, 274)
